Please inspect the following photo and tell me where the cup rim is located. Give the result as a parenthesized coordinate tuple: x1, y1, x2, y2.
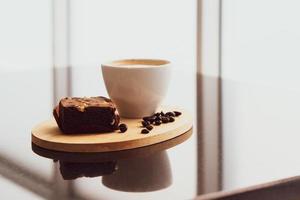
(102, 58, 170, 69)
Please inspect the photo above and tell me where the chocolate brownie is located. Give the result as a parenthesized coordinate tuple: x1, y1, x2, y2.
(53, 96, 120, 133)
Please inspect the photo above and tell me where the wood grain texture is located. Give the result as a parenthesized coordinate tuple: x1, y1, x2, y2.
(32, 107, 192, 153)
(196, 176, 300, 200)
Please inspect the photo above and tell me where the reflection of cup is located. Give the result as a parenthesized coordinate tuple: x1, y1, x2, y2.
(101, 59, 171, 118)
(102, 151, 172, 192)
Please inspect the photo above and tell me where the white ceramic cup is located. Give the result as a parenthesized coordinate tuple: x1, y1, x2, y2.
(101, 59, 171, 118)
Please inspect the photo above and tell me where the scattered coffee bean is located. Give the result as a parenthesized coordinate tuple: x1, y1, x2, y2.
(148, 119, 154, 124)
(155, 112, 161, 117)
(166, 112, 175, 117)
(146, 125, 153, 131)
(143, 116, 151, 121)
(140, 111, 181, 131)
(174, 111, 182, 117)
(161, 117, 169, 123)
(155, 115, 162, 121)
(154, 120, 161, 126)
(150, 116, 157, 122)
(119, 124, 127, 133)
(141, 129, 149, 134)
(142, 120, 150, 127)
(169, 117, 175, 122)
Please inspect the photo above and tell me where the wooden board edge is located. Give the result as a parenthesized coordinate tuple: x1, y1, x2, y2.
(32, 122, 193, 153)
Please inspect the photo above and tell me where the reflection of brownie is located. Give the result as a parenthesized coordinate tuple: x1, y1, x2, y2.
(53, 96, 120, 134)
(59, 161, 117, 180)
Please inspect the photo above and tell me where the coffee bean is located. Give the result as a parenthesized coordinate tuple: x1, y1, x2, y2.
(154, 120, 161, 126)
(155, 112, 161, 117)
(146, 125, 153, 131)
(155, 116, 162, 121)
(142, 120, 150, 127)
(143, 116, 151, 121)
(148, 116, 156, 123)
(166, 112, 175, 117)
(174, 111, 182, 117)
(119, 124, 127, 133)
(169, 117, 175, 122)
(162, 117, 169, 123)
(160, 111, 165, 116)
(141, 129, 149, 134)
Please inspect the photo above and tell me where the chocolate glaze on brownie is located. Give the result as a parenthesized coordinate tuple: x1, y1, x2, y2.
(53, 96, 120, 134)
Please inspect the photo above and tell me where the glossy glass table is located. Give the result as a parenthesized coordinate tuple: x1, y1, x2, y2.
(2, 66, 300, 199)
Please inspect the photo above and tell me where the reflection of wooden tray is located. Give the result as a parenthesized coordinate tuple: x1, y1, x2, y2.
(31, 107, 193, 153)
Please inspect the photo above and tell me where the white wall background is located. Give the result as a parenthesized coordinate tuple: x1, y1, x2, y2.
(222, 0, 300, 90)
(222, 0, 300, 190)
(0, 0, 52, 72)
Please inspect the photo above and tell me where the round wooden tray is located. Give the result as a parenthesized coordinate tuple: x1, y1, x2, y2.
(31, 107, 193, 153)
